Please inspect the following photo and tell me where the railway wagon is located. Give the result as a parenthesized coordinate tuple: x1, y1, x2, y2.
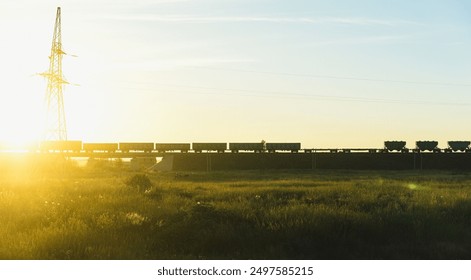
(416, 141, 439, 152)
(192, 143, 227, 153)
(384, 141, 408, 152)
(119, 142, 154, 152)
(229, 143, 264, 152)
(266, 143, 301, 153)
(40, 140, 82, 152)
(446, 141, 471, 152)
(155, 143, 191, 152)
(83, 143, 118, 152)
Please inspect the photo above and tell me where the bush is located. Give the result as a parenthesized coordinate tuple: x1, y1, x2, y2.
(125, 174, 153, 192)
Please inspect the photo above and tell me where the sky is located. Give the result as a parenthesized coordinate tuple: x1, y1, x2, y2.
(1, 0, 471, 148)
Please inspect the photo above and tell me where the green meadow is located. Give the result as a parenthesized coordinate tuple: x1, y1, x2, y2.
(1, 156, 471, 259)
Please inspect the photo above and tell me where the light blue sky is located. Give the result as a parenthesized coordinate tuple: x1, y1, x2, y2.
(1, 0, 471, 148)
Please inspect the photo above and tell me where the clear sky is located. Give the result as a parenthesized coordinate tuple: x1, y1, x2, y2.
(1, 0, 471, 148)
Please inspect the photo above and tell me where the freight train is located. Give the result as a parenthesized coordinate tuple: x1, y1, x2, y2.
(1, 140, 469, 153)
(33, 141, 302, 153)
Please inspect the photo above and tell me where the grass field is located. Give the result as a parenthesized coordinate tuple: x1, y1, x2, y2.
(1, 156, 471, 259)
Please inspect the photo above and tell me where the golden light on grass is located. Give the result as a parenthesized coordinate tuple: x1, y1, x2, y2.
(1, 168, 471, 259)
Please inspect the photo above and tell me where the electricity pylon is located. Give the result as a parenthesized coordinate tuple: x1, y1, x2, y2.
(41, 7, 69, 140)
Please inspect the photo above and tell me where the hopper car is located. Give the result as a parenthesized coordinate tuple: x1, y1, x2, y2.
(155, 143, 190, 153)
(229, 143, 264, 153)
(415, 141, 440, 153)
(192, 143, 227, 153)
(446, 141, 471, 152)
(383, 141, 409, 153)
(119, 142, 154, 153)
(83, 143, 118, 152)
(266, 143, 301, 153)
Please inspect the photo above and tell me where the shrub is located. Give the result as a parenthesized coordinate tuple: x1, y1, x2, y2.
(125, 174, 153, 192)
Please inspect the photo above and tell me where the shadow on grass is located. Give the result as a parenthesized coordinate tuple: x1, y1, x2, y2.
(147, 197, 471, 259)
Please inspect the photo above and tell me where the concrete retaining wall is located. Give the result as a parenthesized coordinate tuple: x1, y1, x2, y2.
(170, 153, 471, 171)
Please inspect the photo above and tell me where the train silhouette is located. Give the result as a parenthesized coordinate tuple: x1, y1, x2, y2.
(6, 140, 468, 153)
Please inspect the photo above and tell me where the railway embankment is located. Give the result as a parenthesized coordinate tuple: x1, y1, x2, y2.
(170, 153, 471, 171)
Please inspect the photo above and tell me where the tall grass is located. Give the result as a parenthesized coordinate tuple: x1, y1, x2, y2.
(0, 159, 470, 259)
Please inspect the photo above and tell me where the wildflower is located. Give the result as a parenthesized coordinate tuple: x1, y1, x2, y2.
(125, 212, 147, 225)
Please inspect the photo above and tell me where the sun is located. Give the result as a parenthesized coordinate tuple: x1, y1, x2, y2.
(0, 32, 46, 149)
(0, 79, 44, 150)
(0, 118, 42, 150)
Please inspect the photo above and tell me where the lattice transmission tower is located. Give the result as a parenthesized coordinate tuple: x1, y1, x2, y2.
(41, 7, 69, 140)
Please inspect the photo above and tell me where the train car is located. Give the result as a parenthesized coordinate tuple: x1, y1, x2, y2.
(192, 143, 227, 153)
(266, 143, 301, 153)
(119, 142, 154, 153)
(229, 143, 264, 153)
(83, 143, 118, 152)
(384, 141, 408, 153)
(416, 141, 440, 152)
(155, 143, 191, 153)
(446, 141, 471, 152)
(40, 140, 82, 152)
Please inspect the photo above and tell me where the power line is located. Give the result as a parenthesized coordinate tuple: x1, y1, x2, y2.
(117, 81, 471, 107)
(187, 66, 471, 87)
